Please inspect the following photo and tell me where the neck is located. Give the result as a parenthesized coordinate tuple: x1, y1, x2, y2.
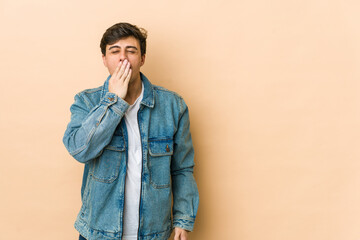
(125, 74, 142, 105)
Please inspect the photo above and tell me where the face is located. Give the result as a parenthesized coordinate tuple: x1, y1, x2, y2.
(102, 36, 145, 83)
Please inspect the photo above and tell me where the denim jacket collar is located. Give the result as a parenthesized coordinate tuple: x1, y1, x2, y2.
(101, 72, 155, 108)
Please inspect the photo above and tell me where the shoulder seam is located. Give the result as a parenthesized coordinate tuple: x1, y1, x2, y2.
(153, 85, 183, 99)
(76, 86, 102, 109)
(78, 86, 102, 95)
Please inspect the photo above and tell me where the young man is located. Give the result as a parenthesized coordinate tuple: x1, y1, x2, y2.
(63, 23, 199, 240)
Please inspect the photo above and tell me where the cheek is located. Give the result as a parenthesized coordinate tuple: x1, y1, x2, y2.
(108, 64, 118, 75)
(129, 60, 140, 69)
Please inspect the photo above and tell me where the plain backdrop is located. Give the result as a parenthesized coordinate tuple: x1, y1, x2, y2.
(1, 0, 360, 239)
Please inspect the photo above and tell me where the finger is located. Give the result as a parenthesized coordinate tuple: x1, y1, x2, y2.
(173, 229, 180, 240)
(179, 230, 187, 240)
(121, 62, 131, 81)
(180, 233, 188, 240)
(116, 59, 128, 79)
(112, 60, 123, 78)
(109, 61, 122, 87)
(124, 68, 132, 86)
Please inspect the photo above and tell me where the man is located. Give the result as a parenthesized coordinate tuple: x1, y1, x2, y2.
(63, 22, 199, 240)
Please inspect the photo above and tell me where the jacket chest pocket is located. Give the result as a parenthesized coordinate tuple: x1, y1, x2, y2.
(90, 135, 125, 183)
(148, 138, 173, 189)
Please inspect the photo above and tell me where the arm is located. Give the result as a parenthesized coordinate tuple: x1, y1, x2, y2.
(63, 60, 132, 163)
(171, 99, 199, 232)
(63, 92, 129, 163)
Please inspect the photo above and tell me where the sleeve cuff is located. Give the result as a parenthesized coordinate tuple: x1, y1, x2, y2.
(172, 217, 195, 232)
(101, 92, 129, 116)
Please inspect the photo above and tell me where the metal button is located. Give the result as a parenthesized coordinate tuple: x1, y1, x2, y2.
(108, 97, 114, 101)
(166, 145, 170, 152)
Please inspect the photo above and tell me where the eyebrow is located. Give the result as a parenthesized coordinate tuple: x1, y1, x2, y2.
(108, 45, 138, 51)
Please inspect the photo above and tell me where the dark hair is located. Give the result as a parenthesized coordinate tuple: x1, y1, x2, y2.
(100, 22, 147, 56)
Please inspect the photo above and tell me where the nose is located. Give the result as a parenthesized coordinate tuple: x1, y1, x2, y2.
(119, 51, 128, 62)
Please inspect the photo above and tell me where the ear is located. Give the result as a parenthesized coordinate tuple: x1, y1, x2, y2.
(140, 54, 146, 67)
(102, 54, 107, 67)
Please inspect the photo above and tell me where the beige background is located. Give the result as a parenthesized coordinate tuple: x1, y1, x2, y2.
(1, 0, 360, 239)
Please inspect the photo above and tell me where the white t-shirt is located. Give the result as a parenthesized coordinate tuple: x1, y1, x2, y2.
(122, 83, 144, 240)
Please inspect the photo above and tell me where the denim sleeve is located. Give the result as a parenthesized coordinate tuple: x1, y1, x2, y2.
(171, 99, 199, 232)
(63, 91, 129, 163)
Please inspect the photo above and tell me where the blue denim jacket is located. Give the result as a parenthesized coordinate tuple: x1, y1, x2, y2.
(63, 73, 199, 240)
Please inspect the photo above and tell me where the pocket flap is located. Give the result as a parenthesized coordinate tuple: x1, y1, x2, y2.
(149, 138, 173, 156)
